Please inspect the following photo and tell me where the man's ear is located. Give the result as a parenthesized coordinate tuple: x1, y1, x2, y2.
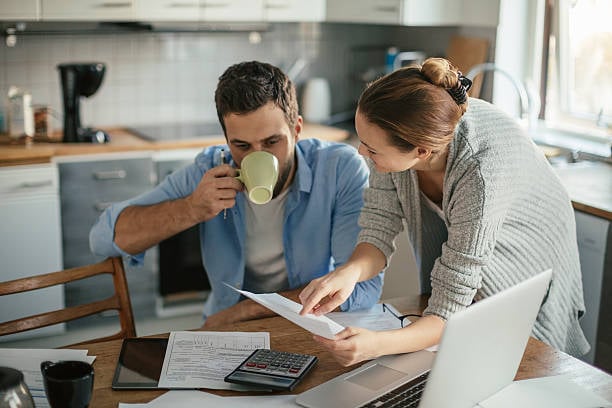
(294, 115, 303, 141)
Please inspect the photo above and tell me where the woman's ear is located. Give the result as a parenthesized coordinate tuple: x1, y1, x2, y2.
(416, 147, 432, 159)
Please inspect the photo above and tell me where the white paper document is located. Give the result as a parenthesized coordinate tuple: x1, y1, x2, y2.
(119, 389, 300, 407)
(226, 284, 345, 339)
(0, 348, 95, 408)
(157, 331, 270, 390)
(327, 304, 405, 331)
(478, 375, 612, 408)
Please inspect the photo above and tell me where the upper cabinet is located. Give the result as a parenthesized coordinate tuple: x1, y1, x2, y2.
(41, 0, 137, 21)
(326, 0, 402, 25)
(263, 0, 325, 22)
(199, 0, 263, 22)
(136, 0, 200, 21)
(2, 0, 499, 27)
(0, 0, 40, 20)
(326, 0, 499, 27)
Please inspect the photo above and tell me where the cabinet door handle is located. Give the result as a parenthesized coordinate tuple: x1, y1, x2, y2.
(93, 170, 127, 180)
(200, 1, 231, 8)
(168, 2, 199, 8)
(265, 1, 290, 9)
(375, 6, 399, 13)
(17, 180, 54, 189)
(94, 202, 113, 212)
(95, 2, 132, 8)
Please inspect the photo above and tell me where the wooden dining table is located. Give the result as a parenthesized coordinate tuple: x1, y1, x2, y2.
(71, 295, 612, 407)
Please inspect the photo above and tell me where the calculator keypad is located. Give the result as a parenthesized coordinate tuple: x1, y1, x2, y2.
(239, 349, 317, 378)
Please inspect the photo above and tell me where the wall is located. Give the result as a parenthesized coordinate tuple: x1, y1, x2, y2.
(0, 22, 462, 131)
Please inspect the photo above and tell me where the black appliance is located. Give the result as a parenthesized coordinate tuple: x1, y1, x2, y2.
(58, 62, 109, 143)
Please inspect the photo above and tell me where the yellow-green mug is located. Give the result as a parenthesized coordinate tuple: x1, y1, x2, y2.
(236, 151, 279, 204)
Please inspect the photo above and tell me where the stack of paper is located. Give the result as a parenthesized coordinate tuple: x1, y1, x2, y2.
(119, 389, 300, 407)
(0, 348, 95, 408)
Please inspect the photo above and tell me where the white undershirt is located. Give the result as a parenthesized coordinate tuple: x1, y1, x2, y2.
(243, 188, 290, 293)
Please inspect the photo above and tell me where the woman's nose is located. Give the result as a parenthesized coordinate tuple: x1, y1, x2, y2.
(357, 143, 368, 157)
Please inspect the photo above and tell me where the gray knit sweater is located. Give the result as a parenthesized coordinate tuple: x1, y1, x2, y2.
(358, 98, 590, 357)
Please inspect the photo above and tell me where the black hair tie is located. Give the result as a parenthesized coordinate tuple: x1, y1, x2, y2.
(447, 71, 473, 105)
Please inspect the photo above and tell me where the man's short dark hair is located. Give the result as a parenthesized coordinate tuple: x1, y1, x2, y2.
(215, 61, 298, 134)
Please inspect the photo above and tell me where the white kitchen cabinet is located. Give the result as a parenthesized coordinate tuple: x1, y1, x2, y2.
(57, 153, 158, 326)
(263, 0, 325, 22)
(575, 210, 610, 364)
(200, 0, 263, 22)
(326, 0, 499, 27)
(327, 0, 402, 25)
(0, 0, 40, 20)
(41, 0, 137, 21)
(136, 0, 200, 21)
(0, 163, 64, 341)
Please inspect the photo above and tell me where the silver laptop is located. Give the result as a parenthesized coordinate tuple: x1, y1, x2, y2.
(296, 269, 552, 408)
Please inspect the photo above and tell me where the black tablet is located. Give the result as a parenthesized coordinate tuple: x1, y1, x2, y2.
(111, 338, 168, 390)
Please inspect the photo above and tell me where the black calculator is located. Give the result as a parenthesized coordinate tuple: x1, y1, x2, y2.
(224, 349, 318, 391)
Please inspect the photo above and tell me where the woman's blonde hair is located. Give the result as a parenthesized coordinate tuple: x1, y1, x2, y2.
(358, 57, 469, 152)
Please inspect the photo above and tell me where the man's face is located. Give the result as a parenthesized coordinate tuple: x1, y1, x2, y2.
(224, 101, 302, 197)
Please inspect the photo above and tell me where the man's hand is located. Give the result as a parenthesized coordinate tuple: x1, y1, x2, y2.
(186, 164, 244, 223)
(200, 306, 242, 330)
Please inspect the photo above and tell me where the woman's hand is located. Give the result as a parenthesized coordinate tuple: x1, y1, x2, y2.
(313, 327, 382, 366)
(299, 265, 360, 316)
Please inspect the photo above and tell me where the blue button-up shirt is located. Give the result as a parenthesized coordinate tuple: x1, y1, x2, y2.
(90, 139, 383, 317)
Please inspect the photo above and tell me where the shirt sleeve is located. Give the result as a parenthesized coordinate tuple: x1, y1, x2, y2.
(330, 152, 384, 311)
(89, 150, 211, 266)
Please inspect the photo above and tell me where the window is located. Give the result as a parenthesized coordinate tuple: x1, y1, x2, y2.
(544, 0, 611, 139)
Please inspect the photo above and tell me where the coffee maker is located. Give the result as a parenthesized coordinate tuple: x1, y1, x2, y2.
(58, 63, 109, 143)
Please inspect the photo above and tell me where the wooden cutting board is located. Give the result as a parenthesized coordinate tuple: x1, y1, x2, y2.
(446, 35, 489, 98)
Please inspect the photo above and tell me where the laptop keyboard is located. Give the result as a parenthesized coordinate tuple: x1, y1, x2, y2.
(359, 372, 430, 408)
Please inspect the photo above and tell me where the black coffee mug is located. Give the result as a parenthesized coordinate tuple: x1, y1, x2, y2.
(40, 360, 94, 408)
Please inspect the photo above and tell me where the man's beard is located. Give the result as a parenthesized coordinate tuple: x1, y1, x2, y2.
(273, 155, 295, 198)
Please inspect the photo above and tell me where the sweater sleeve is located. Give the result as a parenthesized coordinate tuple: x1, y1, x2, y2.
(357, 160, 406, 260)
(424, 157, 509, 320)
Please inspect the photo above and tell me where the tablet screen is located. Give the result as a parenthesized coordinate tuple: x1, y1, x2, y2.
(112, 338, 168, 389)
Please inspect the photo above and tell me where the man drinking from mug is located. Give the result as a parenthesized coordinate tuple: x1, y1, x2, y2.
(90, 61, 383, 329)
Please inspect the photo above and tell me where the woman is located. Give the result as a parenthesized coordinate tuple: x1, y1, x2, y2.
(299, 57, 589, 366)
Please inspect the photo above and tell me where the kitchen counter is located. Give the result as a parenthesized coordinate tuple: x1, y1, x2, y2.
(2, 126, 610, 221)
(553, 161, 612, 221)
(0, 123, 350, 166)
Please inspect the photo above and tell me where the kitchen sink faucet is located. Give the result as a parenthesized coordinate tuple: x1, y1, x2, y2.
(466, 63, 540, 136)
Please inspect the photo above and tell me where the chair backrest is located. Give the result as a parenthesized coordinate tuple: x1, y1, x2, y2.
(0, 257, 136, 346)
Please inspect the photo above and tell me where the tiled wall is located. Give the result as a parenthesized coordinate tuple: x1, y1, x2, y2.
(0, 23, 462, 131)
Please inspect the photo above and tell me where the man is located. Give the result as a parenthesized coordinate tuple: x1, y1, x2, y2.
(90, 61, 383, 328)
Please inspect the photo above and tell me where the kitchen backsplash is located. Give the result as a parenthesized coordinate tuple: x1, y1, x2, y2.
(0, 23, 476, 130)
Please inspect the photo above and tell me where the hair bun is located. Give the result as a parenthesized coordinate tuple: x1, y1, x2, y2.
(421, 57, 471, 106)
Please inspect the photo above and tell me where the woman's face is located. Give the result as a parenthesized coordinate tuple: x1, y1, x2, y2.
(355, 109, 426, 173)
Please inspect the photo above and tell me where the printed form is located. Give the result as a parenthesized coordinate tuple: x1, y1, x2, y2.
(158, 331, 270, 390)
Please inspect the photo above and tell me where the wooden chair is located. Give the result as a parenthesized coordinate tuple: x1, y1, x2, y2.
(0, 257, 136, 346)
